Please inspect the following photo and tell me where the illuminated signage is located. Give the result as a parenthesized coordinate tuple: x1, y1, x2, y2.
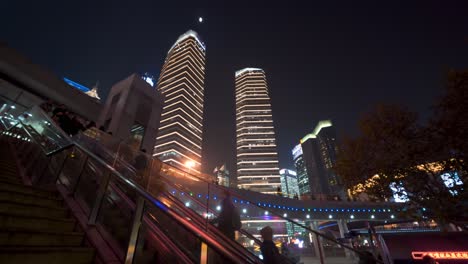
(412, 251, 468, 260)
(292, 144, 303, 160)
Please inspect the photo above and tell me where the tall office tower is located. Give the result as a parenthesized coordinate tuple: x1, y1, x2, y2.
(279, 169, 300, 197)
(292, 144, 309, 197)
(235, 68, 280, 194)
(153, 30, 206, 173)
(293, 120, 344, 200)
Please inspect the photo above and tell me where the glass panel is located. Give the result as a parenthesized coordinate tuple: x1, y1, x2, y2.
(143, 199, 237, 264)
(58, 147, 88, 191)
(96, 177, 136, 261)
(18, 106, 72, 155)
(0, 100, 27, 130)
(73, 159, 107, 213)
(133, 216, 194, 264)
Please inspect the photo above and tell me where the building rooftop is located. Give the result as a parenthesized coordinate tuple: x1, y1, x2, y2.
(235, 67, 264, 77)
(168, 30, 205, 54)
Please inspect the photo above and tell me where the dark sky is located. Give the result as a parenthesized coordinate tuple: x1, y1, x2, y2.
(2, 1, 467, 175)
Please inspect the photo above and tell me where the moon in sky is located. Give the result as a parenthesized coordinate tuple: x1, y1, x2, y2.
(198, 17, 203, 23)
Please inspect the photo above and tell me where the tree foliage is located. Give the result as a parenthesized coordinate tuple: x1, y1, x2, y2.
(335, 70, 468, 227)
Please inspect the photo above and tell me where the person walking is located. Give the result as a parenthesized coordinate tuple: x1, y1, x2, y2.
(260, 226, 281, 264)
(212, 192, 241, 240)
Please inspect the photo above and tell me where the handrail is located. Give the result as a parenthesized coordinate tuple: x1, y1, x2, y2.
(19, 106, 379, 262)
(159, 191, 262, 263)
(78, 129, 379, 261)
(72, 142, 254, 264)
(161, 175, 264, 246)
(160, 162, 380, 260)
(7, 107, 258, 263)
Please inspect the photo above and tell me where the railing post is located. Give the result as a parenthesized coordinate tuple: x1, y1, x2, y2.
(314, 232, 325, 264)
(337, 219, 353, 258)
(124, 196, 145, 264)
(205, 182, 210, 231)
(88, 171, 111, 225)
(311, 221, 325, 264)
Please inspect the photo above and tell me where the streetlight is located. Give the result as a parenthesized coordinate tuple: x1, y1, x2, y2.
(185, 160, 195, 174)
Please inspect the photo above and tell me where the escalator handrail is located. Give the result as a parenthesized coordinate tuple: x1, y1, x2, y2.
(72, 142, 255, 264)
(159, 192, 262, 263)
(9, 107, 255, 264)
(159, 163, 376, 258)
(161, 175, 265, 248)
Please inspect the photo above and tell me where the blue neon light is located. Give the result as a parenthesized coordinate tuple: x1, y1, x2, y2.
(63, 77, 91, 92)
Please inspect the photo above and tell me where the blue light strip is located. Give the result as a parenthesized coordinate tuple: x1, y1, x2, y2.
(63, 77, 91, 92)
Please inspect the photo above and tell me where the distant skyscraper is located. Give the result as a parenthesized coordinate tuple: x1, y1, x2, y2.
(279, 169, 300, 197)
(293, 120, 344, 200)
(213, 164, 230, 187)
(235, 68, 280, 194)
(292, 144, 309, 196)
(141, 72, 155, 87)
(153, 30, 206, 173)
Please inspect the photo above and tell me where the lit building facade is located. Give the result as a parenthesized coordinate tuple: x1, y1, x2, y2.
(279, 169, 300, 198)
(213, 164, 230, 187)
(292, 144, 310, 196)
(153, 30, 206, 173)
(235, 68, 280, 194)
(294, 120, 344, 200)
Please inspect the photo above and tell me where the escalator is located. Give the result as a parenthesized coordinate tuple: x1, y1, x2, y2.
(1, 106, 263, 263)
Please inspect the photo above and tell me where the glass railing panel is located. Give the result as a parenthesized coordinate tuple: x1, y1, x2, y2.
(0, 100, 27, 130)
(18, 106, 72, 154)
(73, 159, 108, 214)
(144, 198, 237, 264)
(96, 177, 136, 261)
(58, 146, 89, 190)
(133, 221, 193, 264)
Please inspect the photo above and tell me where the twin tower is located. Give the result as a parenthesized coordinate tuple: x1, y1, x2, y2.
(153, 30, 280, 194)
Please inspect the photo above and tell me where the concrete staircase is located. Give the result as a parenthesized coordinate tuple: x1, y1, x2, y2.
(0, 142, 95, 264)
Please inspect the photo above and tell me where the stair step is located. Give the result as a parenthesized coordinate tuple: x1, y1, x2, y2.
(0, 201, 68, 219)
(0, 191, 63, 208)
(0, 247, 95, 264)
(0, 229, 84, 246)
(0, 182, 58, 199)
(0, 213, 75, 233)
(0, 176, 22, 184)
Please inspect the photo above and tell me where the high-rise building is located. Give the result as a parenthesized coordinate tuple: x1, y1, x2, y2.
(279, 169, 300, 198)
(153, 30, 206, 173)
(235, 68, 280, 194)
(293, 120, 344, 200)
(99, 74, 163, 152)
(292, 144, 309, 196)
(213, 164, 230, 187)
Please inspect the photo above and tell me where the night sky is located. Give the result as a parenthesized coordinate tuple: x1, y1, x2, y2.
(2, 1, 467, 175)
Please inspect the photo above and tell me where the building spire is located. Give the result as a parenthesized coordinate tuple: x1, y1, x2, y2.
(85, 81, 101, 100)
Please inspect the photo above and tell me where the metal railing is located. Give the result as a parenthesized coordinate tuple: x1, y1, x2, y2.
(2, 106, 261, 264)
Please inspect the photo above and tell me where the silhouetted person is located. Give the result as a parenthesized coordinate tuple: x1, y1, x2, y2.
(213, 192, 241, 240)
(421, 255, 438, 264)
(358, 251, 376, 264)
(260, 226, 281, 264)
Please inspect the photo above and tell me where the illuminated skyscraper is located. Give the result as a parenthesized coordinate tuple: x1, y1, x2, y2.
(279, 169, 300, 198)
(153, 30, 206, 173)
(235, 68, 280, 194)
(293, 120, 344, 200)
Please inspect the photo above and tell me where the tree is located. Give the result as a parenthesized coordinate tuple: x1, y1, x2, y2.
(335, 80, 467, 229)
